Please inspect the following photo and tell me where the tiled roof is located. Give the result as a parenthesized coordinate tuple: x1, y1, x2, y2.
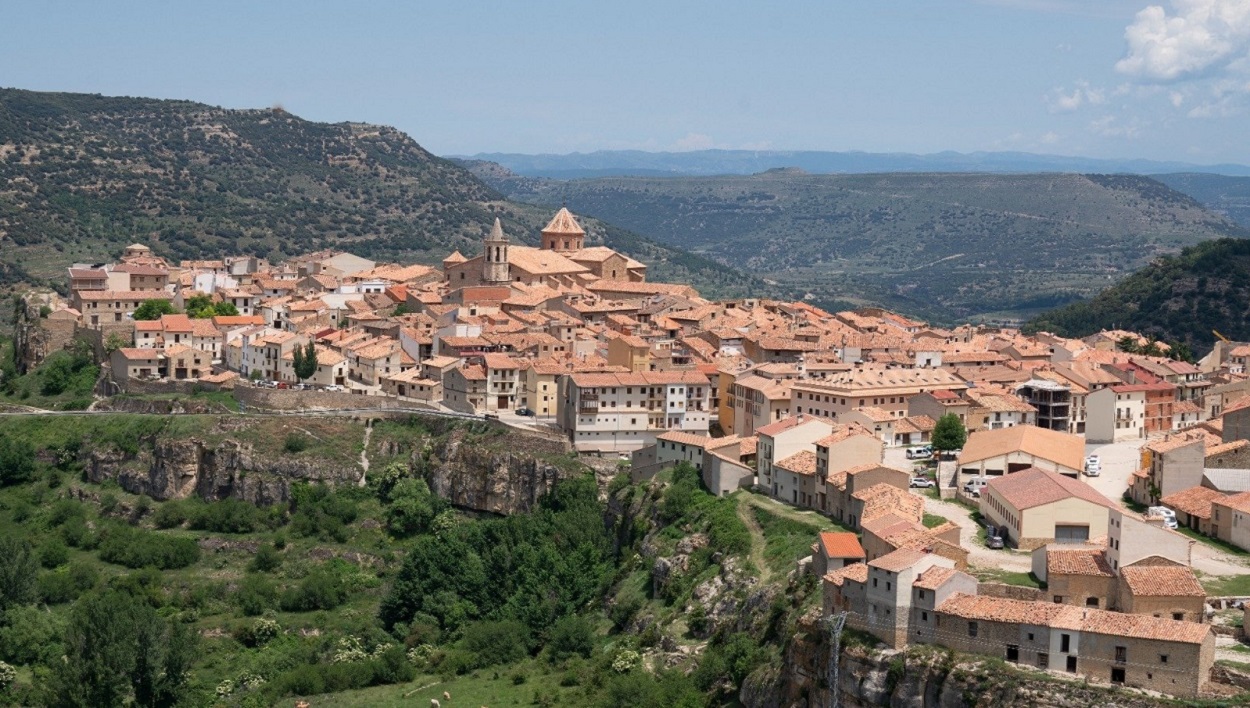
(657, 431, 713, 447)
(1046, 548, 1114, 577)
(776, 450, 819, 476)
(958, 425, 1084, 471)
(1119, 565, 1205, 598)
(1160, 486, 1225, 520)
(542, 207, 585, 235)
(912, 566, 959, 591)
(824, 562, 869, 586)
(815, 422, 878, 447)
(817, 532, 866, 560)
(1214, 491, 1250, 514)
(868, 548, 929, 573)
(986, 467, 1115, 512)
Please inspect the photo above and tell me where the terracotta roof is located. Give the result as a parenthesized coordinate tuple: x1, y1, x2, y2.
(657, 431, 713, 447)
(868, 548, 929, 573)
(986, 467, 1115, 512)
(852, 406, 896, 423)
(776, 450, 819, 476)
(542, 207, 585, 235)
(957, 426, 1084, 471)
(1046, 547, 1114, 577)
(1207, 440, 1249, 457)
(817, 532, 866, 560)
(815, 422, 878, 447)
(938, 593, 1070, 626)
(116, 348, 162, 360)
(1119, 565, 1205, 598)
(1160, 486, 1226, 520)
(824, 562, 869, 586)
(1214, 491, 1250, 515)
(754, 414, 830, 438)
(1147, 432, 1207, 455)
(912, 566, 960, 591)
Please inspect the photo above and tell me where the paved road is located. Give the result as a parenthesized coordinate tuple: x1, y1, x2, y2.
(1082, 438, 1147, 502)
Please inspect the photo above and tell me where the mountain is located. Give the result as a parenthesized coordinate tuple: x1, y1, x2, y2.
(0, 88, 761, 298)
(463, 162, 1248, 322)
(460, 149, 1250, 179)
(1024, 238, 1250, 352)
(1154, 173, 1250, 228)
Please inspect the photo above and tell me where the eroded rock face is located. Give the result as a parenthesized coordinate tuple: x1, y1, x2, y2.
(740, 614, 1190, 708)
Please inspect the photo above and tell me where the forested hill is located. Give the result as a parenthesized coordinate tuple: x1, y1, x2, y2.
(464, 161, 1248, 321)
(1024, 238, 1250, 352)
(0, 89, 760, 298)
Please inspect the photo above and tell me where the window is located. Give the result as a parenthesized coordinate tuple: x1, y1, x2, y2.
(968, 622, 978, 637)
(1160, 654, 1168, 664)
(1027, 632, 1034, 641)
(1053, 595, 1063, 604)
(1172, 612, 1184, 621)
(886, 582, 891, 591)
(1060, 634, 1071, 653)
(918, 590, 926, 600)
(872, 578, 878, 588)
(1037, 653, 1049, 669)
(921, 611, 928, 622)
(1115, 646, 1126, 664)
(1086, 597, 1099, 607)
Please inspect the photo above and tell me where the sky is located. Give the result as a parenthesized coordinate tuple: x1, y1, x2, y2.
(2, 0, 1249, 164)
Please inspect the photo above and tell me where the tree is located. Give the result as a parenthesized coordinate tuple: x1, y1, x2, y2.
(48, 589, 196, 707)
(0, 434, 36, 486)
(293, 341, 317, 382)
(0, 538, 38, 612)
(103, 332, 128, 354)
(931, 413, 967, 453)
(1116, 335, 1141, 354)
(131, 300, 177, 321)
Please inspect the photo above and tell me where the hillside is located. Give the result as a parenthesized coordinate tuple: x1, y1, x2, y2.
(1024, 238, 1250, 352)
(466, 163, 1248, 321)
(1155, 173, 1250, 228)
(0, 89, 760, 298)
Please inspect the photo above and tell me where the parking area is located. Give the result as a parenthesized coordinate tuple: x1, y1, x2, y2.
(1082, 437, 1147, 502)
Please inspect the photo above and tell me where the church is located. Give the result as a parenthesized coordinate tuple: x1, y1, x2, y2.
(442, 208, 646, 290)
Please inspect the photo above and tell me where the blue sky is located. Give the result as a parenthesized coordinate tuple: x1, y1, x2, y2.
(2, 0, 1247, 163)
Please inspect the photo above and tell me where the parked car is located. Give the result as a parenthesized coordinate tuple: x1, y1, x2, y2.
(1084, 461, 1101, 477)
(1085, 454, 1100, 466)
(515, 407, 535, 417)
(324, 384, 346, 393)
(906, 446, 933, 460)
(985, 531, 1005, 549)
(275, 382, 290, 389)
(909, 476, 935, 488)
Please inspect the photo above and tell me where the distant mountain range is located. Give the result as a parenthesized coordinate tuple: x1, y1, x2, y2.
(0, 89, 761, 298)
(463, 161, 1248, 323)
(458, 149, 1250, 179)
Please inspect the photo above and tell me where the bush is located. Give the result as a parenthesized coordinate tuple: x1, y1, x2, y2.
(0, 604, 66, 665)
(460, 619, 533, 669)
(97, 525, 201, 570)
(0, 538, 38, 612)
(151, 502, 188, 529)
(279, 565, 347, 612)
(547, 614, 595, 663)
(0, 434, 36, 487)
(38, 537, 70, 568)
(284, 434, 309, 454)
(250, 543, 283, 573)
(185, 498, 266, 534)
(288, 484, 359, 543)
(235, 574, 277, 616)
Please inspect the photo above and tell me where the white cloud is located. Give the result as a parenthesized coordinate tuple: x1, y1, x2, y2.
(1116, 0, 1250, 81)
(1047, 80, 1107, 111)
(1089, 114, 1145, 138)
(1040, 131, 1062, 144)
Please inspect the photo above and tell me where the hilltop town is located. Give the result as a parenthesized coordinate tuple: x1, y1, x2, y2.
(17, 206, 1250, 700)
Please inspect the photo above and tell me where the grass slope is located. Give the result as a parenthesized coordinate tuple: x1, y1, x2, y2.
(470, 164, 1246, 321)
(0, 88, 760, 299)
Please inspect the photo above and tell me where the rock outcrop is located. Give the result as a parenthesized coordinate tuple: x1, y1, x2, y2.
(741, 613, 1213, 708)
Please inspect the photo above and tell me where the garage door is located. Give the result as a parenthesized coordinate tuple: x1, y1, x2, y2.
(1055, 525, 1089, 543)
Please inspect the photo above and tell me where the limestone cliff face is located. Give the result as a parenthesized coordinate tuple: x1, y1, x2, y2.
(741, 614, 1187, 708)
(87, 438, 353, 505)
(85, 418, 587, 516)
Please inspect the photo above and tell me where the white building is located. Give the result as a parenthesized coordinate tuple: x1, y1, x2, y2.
(559, 371, 711, 453)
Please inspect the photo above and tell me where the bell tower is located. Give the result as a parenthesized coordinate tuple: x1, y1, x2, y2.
(541, 207, 586, 252)
(483, 217, 510, 284)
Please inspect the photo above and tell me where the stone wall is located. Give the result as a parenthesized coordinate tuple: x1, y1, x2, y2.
(233, 386, 440, 412)
(977, 582, 1044, 602)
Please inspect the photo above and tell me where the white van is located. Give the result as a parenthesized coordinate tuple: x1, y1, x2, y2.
(1148, 506, 1179, 529)
(906, 446, 933, 460)
(963, 477, 990, 497)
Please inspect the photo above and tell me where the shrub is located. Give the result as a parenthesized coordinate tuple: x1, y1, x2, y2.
(279, 565, 347, 612)
(235, 574, 277, 616)
(249, 543, 283, 573)
(284, 434, 309, 454)
(185, 498, 265, 534)
(233, 617, 281, 648)
(38, 537, 70, 568)
(0, 604, 66, 665)
(459, 619, 533, 669)
(0, 538, 38, 612)
(546, 614, 595, 663)
(0, 434, 36, 487)
(152, 502, 188, 529)
(97, 525, 201, 570)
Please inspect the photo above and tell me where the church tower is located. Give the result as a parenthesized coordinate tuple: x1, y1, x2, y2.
(541, 207, 586, 252)
(482, 217, 510, 284)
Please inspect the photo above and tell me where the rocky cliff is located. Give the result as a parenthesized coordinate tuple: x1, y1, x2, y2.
(741, 614, 1204, 708)
(83, 413, 592, 516)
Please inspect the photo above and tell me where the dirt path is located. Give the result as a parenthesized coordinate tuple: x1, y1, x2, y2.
(736, 495, 772, 583)
(358, 419, 373, 487)
(917, 491, 1034, 572)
